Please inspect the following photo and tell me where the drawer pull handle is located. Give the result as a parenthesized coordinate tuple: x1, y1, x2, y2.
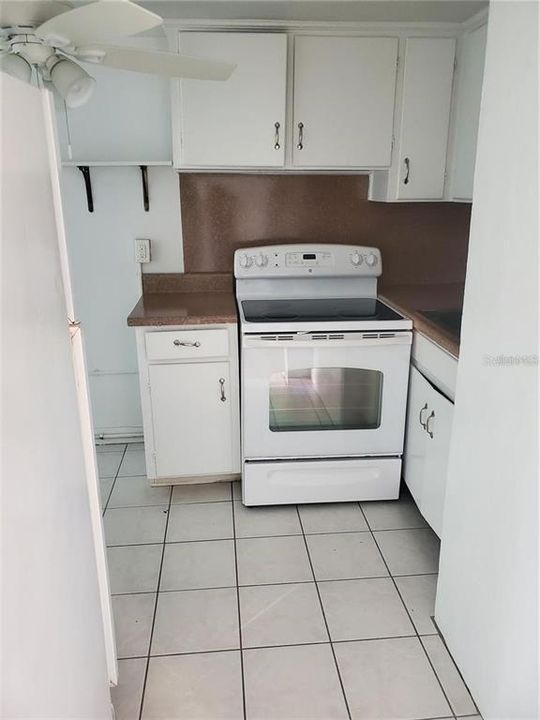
(173, 340, 201, 348)
(419, 403, 428, 429)
(426, 411, 435, 438)
(297, 122, 304, 150)
(219, 377, 226, 402)
(404, 157, 410, 185)
(274, 121, 281, 150)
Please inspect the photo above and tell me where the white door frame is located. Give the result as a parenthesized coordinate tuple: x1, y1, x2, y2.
(42, 89, 118, 685)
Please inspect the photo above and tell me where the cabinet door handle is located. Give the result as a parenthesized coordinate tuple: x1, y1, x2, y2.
(219, 377, 226, 402)
(173, 340, 201, 348)
(274, 122, 281, 150)
(419, 403, 428, 429)
(403, 157, 410, 185)
(426, 411, 435, 438)
(296, 122, 304, 150)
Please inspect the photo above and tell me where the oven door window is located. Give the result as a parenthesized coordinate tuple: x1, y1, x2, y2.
(269, 367, 383, 432)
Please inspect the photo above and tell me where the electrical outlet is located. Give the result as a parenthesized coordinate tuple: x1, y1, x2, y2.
(135, 238, 151, 264)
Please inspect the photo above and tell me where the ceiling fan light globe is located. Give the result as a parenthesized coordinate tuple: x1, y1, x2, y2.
(49, 57, 95, 107)
(0, 52, 32, 83)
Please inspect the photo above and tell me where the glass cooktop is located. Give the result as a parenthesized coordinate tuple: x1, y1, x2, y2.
(241, 298, 404, 323)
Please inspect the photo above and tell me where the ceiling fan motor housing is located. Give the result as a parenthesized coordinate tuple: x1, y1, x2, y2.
(8, 33, 56, 64)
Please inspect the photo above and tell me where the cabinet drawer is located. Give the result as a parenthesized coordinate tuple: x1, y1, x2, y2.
(412, 332, 457, 401)
(145, 329, 229, 361)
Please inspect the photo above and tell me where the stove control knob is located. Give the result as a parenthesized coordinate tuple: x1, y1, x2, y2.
(239, 253, 253, 269)
(255, 253, 268, 268)
(366, 252, 379, 267)
(350, 251, 363, 266)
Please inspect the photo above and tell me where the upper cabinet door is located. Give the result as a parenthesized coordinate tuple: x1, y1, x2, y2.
(56, 37, 172, 163)
(450, 24, 487, 201)
(293, 36, 398, 167)
(396, 37, 456, 199)
(176, 32, 287, 168)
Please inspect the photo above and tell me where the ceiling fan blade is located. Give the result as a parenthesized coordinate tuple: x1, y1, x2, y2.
(78, 44, 236, 80)
(35, 0, 162, 47)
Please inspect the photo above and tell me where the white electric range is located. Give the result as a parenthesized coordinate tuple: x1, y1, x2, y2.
(234, 244, 412, 506)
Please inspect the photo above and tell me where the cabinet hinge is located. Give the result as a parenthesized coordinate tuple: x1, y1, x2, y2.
(396, 55, 400, 69)
(391, 135, 395, 151)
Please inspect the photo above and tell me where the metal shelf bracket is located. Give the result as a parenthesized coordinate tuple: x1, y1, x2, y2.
(77, 165, 94, 212)
(140, 165, 149, 212)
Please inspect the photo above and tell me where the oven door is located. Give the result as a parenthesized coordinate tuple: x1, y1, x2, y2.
(242, 332, 412, 459)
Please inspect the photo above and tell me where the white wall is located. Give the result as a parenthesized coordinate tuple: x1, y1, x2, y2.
(61, 165, 182, 437)
(1, 76, 111, 717)
(435, 3, 539, 719)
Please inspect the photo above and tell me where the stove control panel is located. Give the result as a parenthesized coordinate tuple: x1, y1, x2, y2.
(286, 250, 333, 267)
(234, 244, 382, 279)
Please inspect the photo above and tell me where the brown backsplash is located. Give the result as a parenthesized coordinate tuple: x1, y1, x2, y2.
(179, 174, 471, 287)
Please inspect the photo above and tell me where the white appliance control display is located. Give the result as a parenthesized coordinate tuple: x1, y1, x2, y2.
(286, 251, 333, 267)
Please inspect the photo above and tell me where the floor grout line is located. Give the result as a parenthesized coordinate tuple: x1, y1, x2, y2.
(137, 484, 173, 720)
(102, 444, 128, 516)
(110, 573, 444, 596)
(357, 501, 458, 720)
(119, 631, 435, 661)
(295, 505, 353, 720)
(230, 484, 247, 720)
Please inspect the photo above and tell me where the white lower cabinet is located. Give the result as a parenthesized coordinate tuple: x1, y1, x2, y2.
(136, 325, 240, 483)
(403, 364, 454, 537)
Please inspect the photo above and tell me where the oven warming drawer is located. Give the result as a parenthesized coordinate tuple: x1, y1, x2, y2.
(242, 457, 401, 506)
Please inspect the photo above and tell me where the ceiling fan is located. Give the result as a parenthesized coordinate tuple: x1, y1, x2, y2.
(0, 0, 235, 107)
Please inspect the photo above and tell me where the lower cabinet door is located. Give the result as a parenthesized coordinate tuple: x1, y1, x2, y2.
(403, 366, 430, 507)
(149, 361, 233, 478)
(422, 384, 454, 537)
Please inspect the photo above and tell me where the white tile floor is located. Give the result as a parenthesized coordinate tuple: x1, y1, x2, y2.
(99, 443, 480, 720)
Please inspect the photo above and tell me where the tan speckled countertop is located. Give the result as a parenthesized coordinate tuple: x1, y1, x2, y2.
(127, 273, 238, 327)
(380, 283, 464, 358)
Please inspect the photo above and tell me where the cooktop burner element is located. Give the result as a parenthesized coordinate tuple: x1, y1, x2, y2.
(242, 298, 404, 323)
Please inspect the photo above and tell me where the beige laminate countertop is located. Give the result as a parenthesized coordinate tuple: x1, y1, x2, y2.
(127, 291, 238, 326)
(127, 274, 463, 354)
(380, 283, 464, 358)
(127, 273, 238, 327)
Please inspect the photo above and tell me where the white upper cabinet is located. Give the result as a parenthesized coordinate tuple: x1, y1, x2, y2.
(449, 24, 487, 201)
(395, 37, 456, 199)
(292, 36, 398, 168)
(56, 36, 172, 164)
(176, 32, 287, 167)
